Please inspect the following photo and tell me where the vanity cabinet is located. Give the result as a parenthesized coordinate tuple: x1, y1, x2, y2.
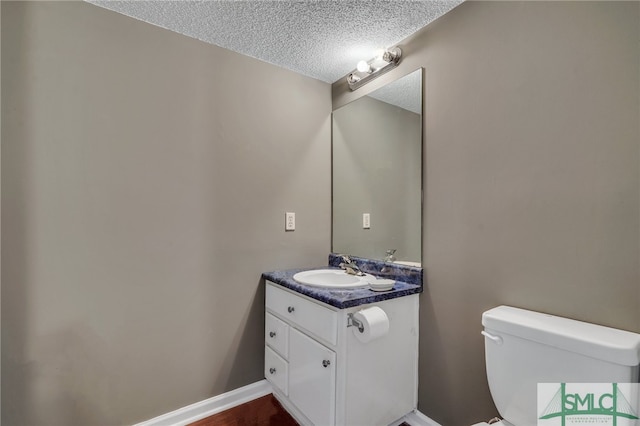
(264, 281, 419, 426)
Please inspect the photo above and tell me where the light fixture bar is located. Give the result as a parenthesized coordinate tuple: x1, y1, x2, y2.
(346, 47, 402, 91)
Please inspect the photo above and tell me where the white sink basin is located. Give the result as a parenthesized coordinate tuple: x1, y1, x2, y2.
(292, 269, 373, 288)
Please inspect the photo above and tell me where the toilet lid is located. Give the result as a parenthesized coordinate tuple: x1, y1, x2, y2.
(470, 421, 514, 426)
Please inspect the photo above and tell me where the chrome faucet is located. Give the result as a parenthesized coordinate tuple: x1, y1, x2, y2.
(381, 249, 397, 273)
(384, 249, 397, 263)
(339, 255, 364, 276)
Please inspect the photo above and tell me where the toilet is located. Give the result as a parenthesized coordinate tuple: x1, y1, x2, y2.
(474, 305, 640, 426)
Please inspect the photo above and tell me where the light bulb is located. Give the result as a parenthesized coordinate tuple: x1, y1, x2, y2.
(347, 73, 361, 84)
(374, 48, 386, 60)
(356, 60, 371, 73)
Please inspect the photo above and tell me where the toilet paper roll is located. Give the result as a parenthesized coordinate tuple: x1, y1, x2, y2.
(353, 306, 389, 343)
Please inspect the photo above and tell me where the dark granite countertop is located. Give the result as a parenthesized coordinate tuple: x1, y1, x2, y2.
(263, 256, 423, 309)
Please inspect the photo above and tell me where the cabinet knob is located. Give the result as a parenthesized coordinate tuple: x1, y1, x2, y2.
(269, 367, 276, 374)
(269, 331, 276, 338)
(322, 360, 331, 368)
(287, 306, 295, 313)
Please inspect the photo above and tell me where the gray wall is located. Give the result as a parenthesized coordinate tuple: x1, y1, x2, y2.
(1, 2, 330, 425)
(334, 2, 640, 425)
(333, 96, 421, 262)
(0, 2, 3, 420)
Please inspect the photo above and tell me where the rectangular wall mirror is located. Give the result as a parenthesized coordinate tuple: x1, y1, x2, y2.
(332, 68, 423, 266)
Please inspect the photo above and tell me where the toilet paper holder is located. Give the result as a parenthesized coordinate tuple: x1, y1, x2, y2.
(347, 313, 364, 333)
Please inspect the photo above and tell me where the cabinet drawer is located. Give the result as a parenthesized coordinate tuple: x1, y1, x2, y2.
(265, 346, 288, 396)
(265, 313, 289, 358)
(266, 283, 338, 346)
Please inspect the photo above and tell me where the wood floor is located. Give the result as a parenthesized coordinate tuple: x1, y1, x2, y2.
(188, 393, 411, 426)
(188, 394, 298, 426)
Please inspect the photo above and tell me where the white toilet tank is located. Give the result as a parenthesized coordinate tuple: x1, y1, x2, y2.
(482, 306, 640, 426)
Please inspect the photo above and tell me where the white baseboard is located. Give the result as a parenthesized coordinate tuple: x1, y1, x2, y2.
(133, 380, 439, 426)
(402, 409, 443, 426)
(133, 380, 273, 426)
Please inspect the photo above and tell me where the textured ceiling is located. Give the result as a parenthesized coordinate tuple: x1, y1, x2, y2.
(85, 1, 463, 83)
(368, 69, 422, 114)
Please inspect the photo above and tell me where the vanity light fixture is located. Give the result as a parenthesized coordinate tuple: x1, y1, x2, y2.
(346, 47, 402, 91)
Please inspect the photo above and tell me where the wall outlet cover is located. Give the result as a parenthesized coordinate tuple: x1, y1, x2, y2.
(285, 212, 295, 231)
(363, 213, 370, 229)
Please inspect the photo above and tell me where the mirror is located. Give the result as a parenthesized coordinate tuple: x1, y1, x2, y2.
(332, 69, 423, 266)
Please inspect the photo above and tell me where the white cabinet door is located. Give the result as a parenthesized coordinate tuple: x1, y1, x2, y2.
(289, 328, 336, 426)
